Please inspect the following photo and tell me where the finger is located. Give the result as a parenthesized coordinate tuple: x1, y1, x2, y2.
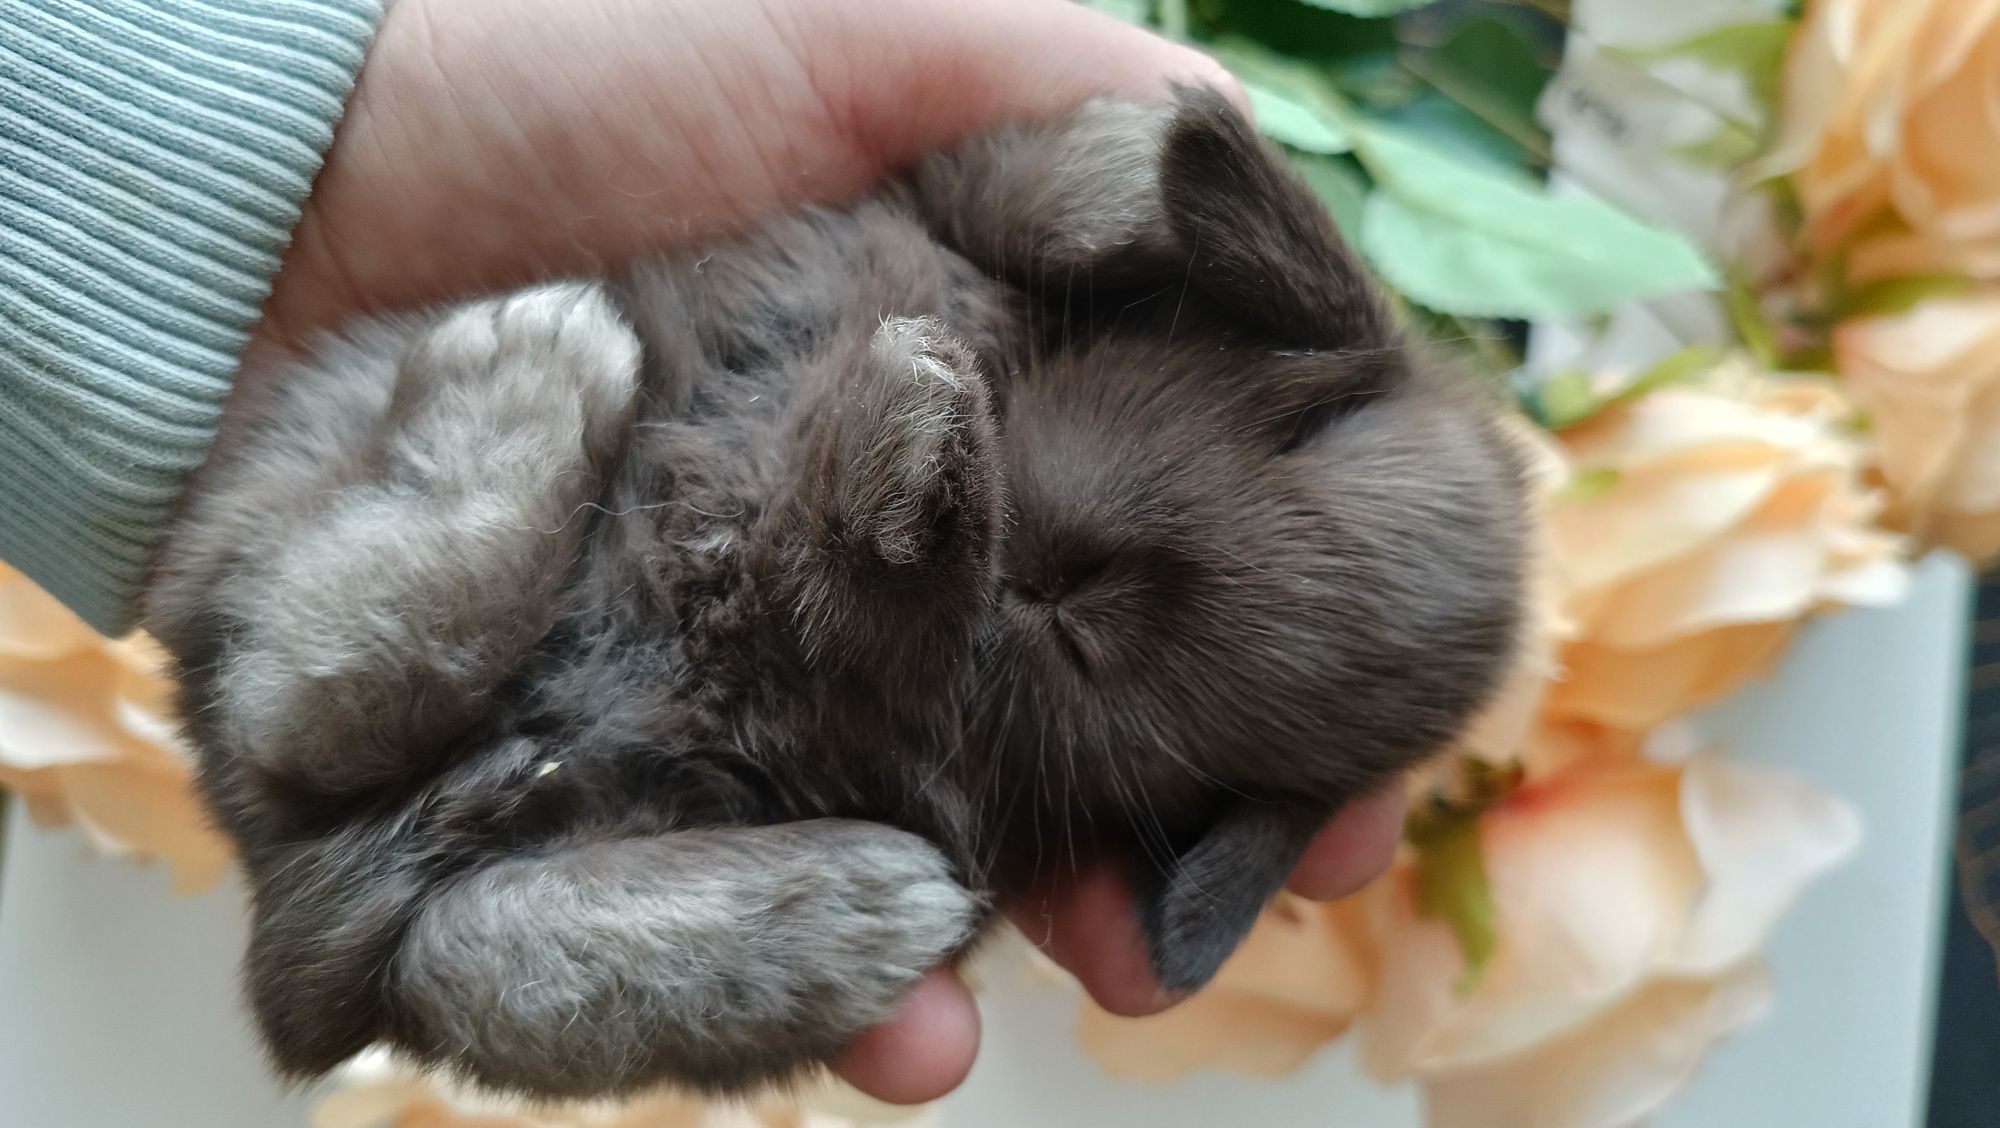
(832, 967, 982, 1105)
(274, 0, 1251, 341)
(837, 0, 1248, 162)
(1008, 863, 1185, 1018)
(1008, 788, 1405, 1018)
(1284, 786, 1407, 901)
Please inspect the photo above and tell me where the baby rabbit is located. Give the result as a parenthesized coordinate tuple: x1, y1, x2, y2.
(143, 89, 1528, 1100)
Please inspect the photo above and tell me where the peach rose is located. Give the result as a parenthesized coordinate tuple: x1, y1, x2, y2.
(1076, 740, 1858, 1128)
(315, 1049, 928, 1128)
(1774, 0, 2000, 283)
(1835, 292, 2000, 559)
(1541, 360, 1906, 732)
(1419, 964, 1772, 1128)
(1359, 751, 1858, 1127)
(0, 565, 228, 892)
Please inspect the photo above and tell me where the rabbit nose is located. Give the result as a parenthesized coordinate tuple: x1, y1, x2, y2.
(1010, 580, 1061, 605)
(1007, 558, 1109, 606)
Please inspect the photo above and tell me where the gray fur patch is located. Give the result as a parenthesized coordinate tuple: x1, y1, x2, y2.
(391, 821, 979, 1096)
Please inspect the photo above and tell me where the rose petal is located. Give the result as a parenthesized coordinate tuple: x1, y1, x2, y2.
(0, 651, 156, 769)
(1580, 471, 1900, 649)
(1665, 755, 1862, 976)
(1362, 762, 1701, 1077)
(1781, 0, 2000, 282)
(1839, 294, 2000, 554)
(1080, 995, 1353, 1081)
(1547, 369, 1885, 618)
(1560, 389, 1835, 472)
(0, 566, 101, 661)
(53, 761, 231, 892)
(312, 1050, 857, 1127)
(1423, 963, 1773, 1128)
(1889, 2, 2000, 237)
(1546, 625, 1796, 733)
(1550, 460, 1783, 591)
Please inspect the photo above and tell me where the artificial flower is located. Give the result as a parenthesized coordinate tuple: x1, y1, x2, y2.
(1774, 0, 2000, 282)
(0, 564, 227, 891)
(1420, 962, 1773, 1128)
(1541, 360, 1907, 732)
(1358, 752, 1858, 1125)
(1076, 741, 1858, 1128)
(314, 1049, 929, 1128)
(1835, 292, 2000, 559)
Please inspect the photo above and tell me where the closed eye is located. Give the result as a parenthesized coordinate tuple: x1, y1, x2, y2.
(1254, 351, 1397, 455)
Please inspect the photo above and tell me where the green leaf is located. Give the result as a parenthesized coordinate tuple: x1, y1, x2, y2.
(1826, 273, 1976, 322)
(1327, 48, 1422, 107)
(1405, 757, 1520, 993)
(1519, 345, 1722, 430)
(1367, 88, 1528, 171)
(1434, 15, 1555, 121)
(1725, 272, 1782, 368)
(1246, 80, 1353, 153)
(1298, 0, 1432, 15)
(1557, 466, 1623, 502)
(1673, 119, 1763, 169)
(1520, 368, 1597, 429)
(1289, 152, 1370, 240)
(1395, 13, 1556, 166)
(1618, 20, 1793, 114)
(1199, 0, 1399, 69)
(1617, 344, 1725, 403)
(1411, 811, 1498, 992)
(1660, 21, 1792, 77)
(1081, 0, 1154, 25)
(1352, 124, 1721, 319)
(1782, 343, 1835, 372)
(1208, 38, 1357, 153)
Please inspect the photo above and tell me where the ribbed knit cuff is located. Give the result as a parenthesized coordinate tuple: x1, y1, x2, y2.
(0, 0, 383, 635)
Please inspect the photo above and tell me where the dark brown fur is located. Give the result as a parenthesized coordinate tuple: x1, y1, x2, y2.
(143, 90, 1527, 1100)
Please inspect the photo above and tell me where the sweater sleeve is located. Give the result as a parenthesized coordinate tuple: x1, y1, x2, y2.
(0, 0, 383, 636)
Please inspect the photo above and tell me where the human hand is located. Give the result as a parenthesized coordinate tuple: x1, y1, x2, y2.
(254, 0, 1405, 1105)
(255, 0, 1237, 347)
(836, 789, 1407, 1103)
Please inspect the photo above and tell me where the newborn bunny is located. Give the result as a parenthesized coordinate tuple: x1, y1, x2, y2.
(143, 89, 1528, 1100)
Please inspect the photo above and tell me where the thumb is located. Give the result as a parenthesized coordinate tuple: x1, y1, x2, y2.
(834, 0, 1247, 166)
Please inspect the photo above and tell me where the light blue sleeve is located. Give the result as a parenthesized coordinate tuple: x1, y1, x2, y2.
(0, 0, 384, 635)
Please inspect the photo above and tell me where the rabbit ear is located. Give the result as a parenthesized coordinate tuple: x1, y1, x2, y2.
(1159, 86, 1392, 352)
(1130, 799, 1325, 991)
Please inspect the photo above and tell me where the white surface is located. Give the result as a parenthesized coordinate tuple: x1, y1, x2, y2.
(0, 827, 311, 1127)
(0, 558, 1967, 1128)
(1654, 554, 1967, 1128)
